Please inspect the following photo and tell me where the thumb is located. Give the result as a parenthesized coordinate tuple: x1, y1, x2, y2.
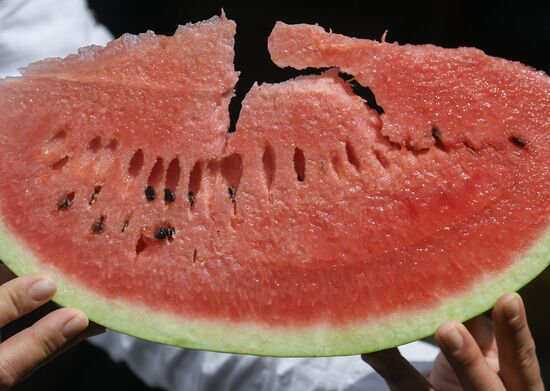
(0, 308, 88, 390)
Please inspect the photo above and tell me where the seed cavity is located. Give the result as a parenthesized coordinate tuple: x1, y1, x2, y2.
(509, 136, 526, 148)
(262, 145, 276, 196)
(293, 147, 306, 182)
(345, 141, 361, 171)
(45, 130, 67, 155)
(221, 153, 243, 190)
(87, 136, 102, 153)
(89, 185, 102, 205)
(128, 149, 144, 177)
(145, 185, 156, 201)
(106, 139, 119, 151)
(330, 155, 344, 178)
(52, 156, 70, 170)
(188, 161, 203, 208)
(165, 158, 181, 191)
(147, 157, 164, 187)
(154, 226, 175, 240)
(221, 154, 242, 214)
(50, 130, 67, 143)
(193, 249, 198, 263)
(136, 236, 147, 254)
(91, 215, 105, 234)
(57, 191, 75, 210)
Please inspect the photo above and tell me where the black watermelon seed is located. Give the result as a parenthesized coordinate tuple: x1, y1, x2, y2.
(57, 192, 75, 210)
(432, 127, 441, 141)
(121, 218, 130, 233)
(509, 136, 526, 148)
(164, 188, 175, 203)
(431, 126, 447, 150)
(154, 228, 168, 239)
(57, 198, 71, 210)
(91, 219, 104, 234)
(188, 191, 196, 206)
(155, 227, 175, 240)
(89, 185, 102, 205)
(145, 185, 156, 201)
(228, 187, 236, 200)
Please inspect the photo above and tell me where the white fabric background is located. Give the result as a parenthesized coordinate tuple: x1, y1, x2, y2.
(0, 1, 440, 389)
(90, 331, 438, 391)
(0, 0, 111, 77)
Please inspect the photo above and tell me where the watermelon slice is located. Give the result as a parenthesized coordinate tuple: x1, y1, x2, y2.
(0, 15, 548, 357)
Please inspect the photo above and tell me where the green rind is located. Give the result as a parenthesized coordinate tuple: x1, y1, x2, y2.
(0, 215, 548, 357)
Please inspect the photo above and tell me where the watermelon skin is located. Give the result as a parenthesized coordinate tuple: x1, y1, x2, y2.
(0, 16, 549, 357)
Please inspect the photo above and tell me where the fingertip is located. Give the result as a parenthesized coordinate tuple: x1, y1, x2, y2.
(436, 321, 465, 353)
(28, 277, 56, 302)
(60, 309, 88, 339)
(494, 292, 523, 323)
(49, 308, 89, 337)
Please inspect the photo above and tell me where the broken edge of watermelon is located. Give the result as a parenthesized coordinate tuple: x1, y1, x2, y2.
(0, 215, 548, 357)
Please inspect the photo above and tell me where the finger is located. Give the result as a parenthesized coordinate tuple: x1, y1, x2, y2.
(362, 348, 436, 391)
(0, 264, 15, 285)
(0, 308, 88, 390)
(493, 292, 544, 391)
(40, 321, 106, 370)
(431, 316, 499, 388)
(0, 275, 56, 327)
(435, 321, 503, 391)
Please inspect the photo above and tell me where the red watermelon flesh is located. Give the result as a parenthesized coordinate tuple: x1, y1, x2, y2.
(0, 16, 549, 356)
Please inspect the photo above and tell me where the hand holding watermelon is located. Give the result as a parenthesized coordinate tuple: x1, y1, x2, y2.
(363, 292, 544, 391)
(0, 266, 103, 390)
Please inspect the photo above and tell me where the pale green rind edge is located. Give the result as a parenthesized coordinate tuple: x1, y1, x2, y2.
(0, 215, 548, 357)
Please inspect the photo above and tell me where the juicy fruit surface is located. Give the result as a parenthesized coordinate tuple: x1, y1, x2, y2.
(0, 15, 549, 342)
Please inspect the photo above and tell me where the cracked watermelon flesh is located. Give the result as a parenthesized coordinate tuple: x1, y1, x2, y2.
(0, 15, 549, 356)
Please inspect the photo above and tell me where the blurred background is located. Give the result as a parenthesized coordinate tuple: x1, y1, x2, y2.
(4, 0, 549, 389)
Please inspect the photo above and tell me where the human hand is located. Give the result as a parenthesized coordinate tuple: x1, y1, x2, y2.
(0, 265, 104, 390)
(362, 292, 545, 390)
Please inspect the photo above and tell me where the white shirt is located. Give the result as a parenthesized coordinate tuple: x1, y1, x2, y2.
(0, 0, 112, 77)
(0, 1, 440, 389)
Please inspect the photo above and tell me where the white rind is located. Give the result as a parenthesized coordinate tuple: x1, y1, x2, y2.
(0, 215, 548, 357)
